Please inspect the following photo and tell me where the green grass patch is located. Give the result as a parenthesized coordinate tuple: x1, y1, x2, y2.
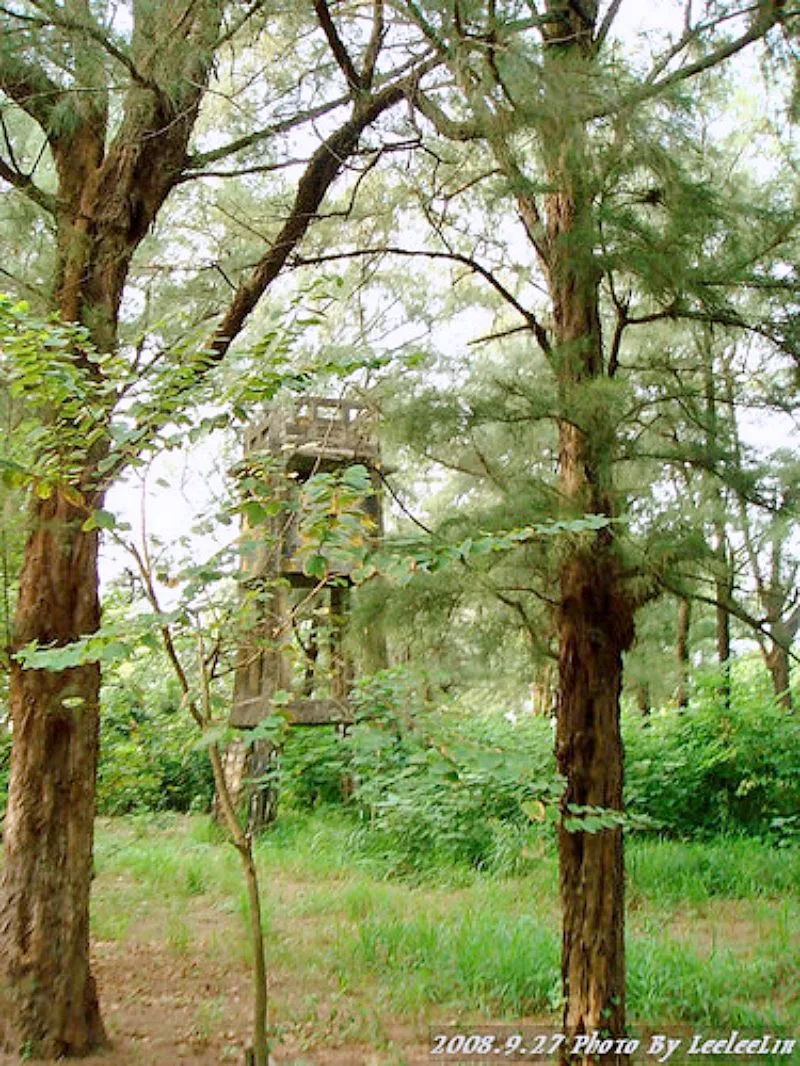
(627, 836, 800, 904)
(84, 813, 800, 1048)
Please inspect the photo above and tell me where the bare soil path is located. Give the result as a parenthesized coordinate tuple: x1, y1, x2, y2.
(0, 928, 431, 1065)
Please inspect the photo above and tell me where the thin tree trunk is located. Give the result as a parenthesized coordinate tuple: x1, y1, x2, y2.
(715, 550, 732, 711)
(209, 742, 270, 1066)
(635, 681, 650, 717)
(0, 494, 106, 1057)
(704, 346, 732, 712)
(676, 597, 691, 709)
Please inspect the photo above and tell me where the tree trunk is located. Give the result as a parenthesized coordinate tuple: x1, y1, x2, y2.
(547, 170, 634, 1061)
(715, 555, 732, 712)
(246, 741, 281, 832)
(556, 518, 633, 1063)
(1, 4, 410, 1053)
(531, 662, 556, 716)
(0, 33, 216, 1050)
(0, 4, 234, 1037)
(634, 681, 650, 717)
(676, 597, 691, 709)
(0, 203, 132, 1054)
(705, 350, 732, 713)
(765, 641, 793, 711)
(0, 494, 106, 1057)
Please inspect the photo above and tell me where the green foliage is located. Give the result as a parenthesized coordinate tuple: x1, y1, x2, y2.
(367, 514, 613, 587)
(281, 669, 561, 875)
(624, 672, 800, 840)
(87, 815, 800, 1039)
(272, 666, 800, 877)
(96, 657, 213, 816)
(8, 647, 795, 850)
(338, 905, 561, 1015)
(628, 837, 800, 905)
(0, 294, 121, 491)
(295, 464, 377, 580)
(280, 727, 356, 810)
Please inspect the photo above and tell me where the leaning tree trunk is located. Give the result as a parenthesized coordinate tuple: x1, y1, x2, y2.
(0, 494, 106, 1057)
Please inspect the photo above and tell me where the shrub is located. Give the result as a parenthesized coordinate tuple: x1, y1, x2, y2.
(624, 671, 800, 838)
(280, 666, 800, 872)
(282, 670, 560, 874)
(97, 658, 213, 815)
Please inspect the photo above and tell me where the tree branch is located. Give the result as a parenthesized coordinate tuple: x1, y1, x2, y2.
(184, 48, 432, 171)
(174, 155, 309, 184)
(362, 0, 385, 88)
(291, 244, 552, 357)
(207, 82, 408, 362)
(184, 92, 353, 169)
(0, 152, 56, 212)
(0, 2, 158, 92)
(594, 0, 625, 51)
(412, 86, 482, 140)
(0, 47, 64, 133)
(589, 4, 788, 119)
(313, 0, 361, 92)
(213, 0, 267, 51)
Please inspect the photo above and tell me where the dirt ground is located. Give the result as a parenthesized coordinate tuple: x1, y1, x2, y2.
(0, 935, 432, 1066)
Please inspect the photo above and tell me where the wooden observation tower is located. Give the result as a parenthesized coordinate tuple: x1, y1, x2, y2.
(227, 397, 383, 824)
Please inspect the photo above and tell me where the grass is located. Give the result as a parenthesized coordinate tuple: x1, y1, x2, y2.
(627, 836, 800, 904)
(86, 810, 800, 1057)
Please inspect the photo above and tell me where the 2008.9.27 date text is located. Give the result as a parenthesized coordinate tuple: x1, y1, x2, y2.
(430, 1029, 568, 1060)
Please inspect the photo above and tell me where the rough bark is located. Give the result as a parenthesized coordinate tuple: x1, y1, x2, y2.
(555, 414, 633, 1060)
(538, 18, 635, 1045)
(0, 314, 113, 1058)
(546, 155, 634, 1064)
(0, 494, 106, 1058)
(556, 549, 632, 1059)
